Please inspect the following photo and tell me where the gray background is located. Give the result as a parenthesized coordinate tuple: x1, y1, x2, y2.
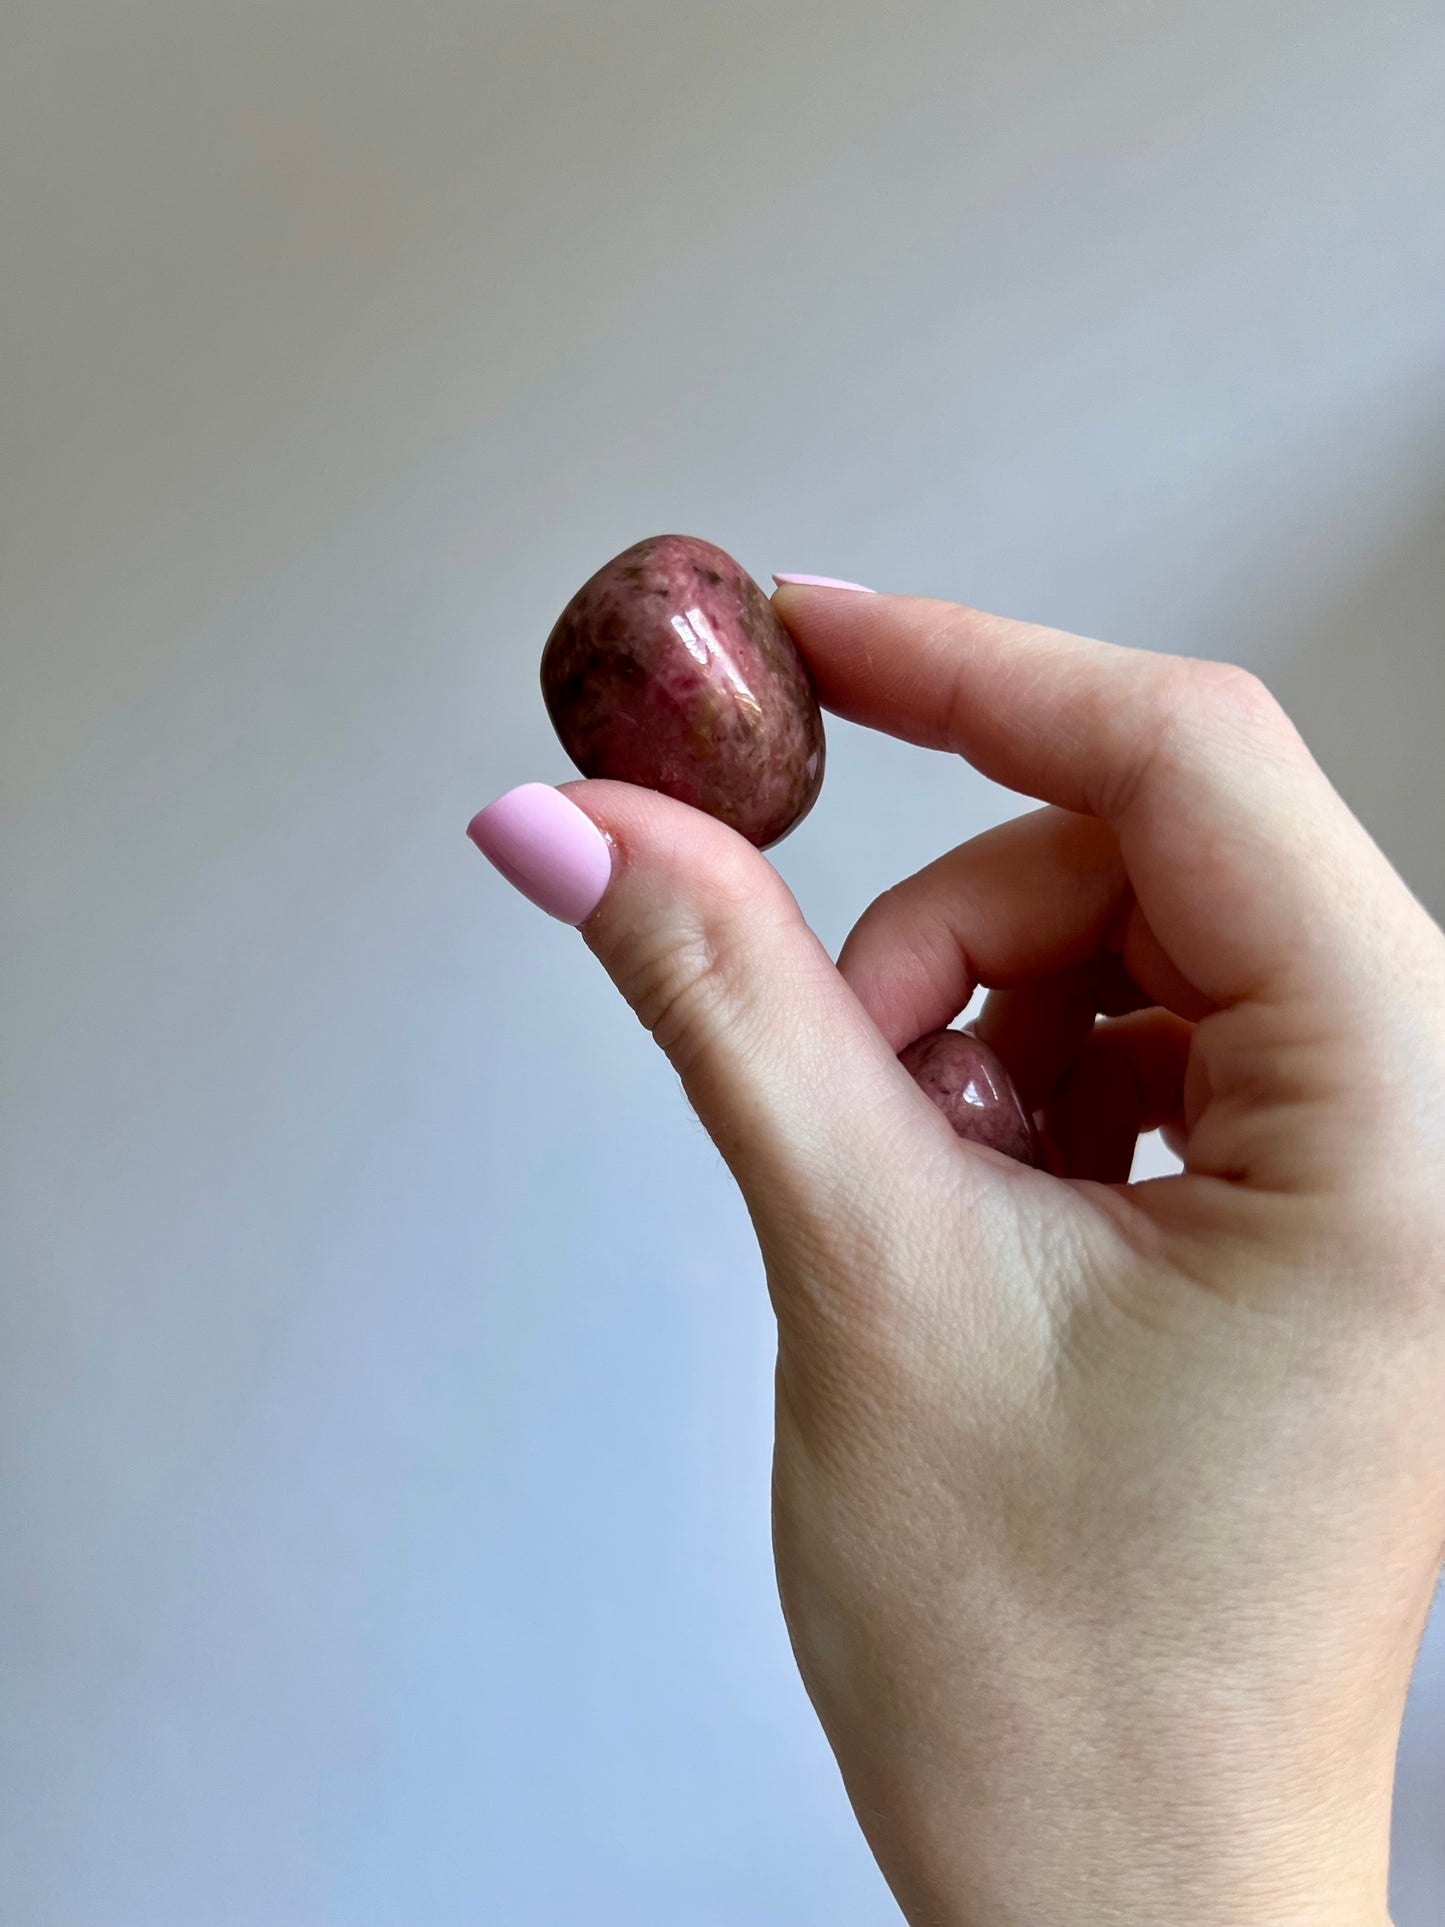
(3, 0, 1442, 1920)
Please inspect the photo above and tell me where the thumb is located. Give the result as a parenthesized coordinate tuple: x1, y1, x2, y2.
(466, 778, 960, 1257)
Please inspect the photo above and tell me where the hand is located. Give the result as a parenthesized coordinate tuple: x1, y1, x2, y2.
(470, 585, 1445, 1925)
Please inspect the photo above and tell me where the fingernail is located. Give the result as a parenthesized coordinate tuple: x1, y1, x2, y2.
(772, 573, 876, 593)
(466, 783, 612, 925)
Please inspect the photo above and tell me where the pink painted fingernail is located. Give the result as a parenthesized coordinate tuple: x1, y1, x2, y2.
(772, 573, 876, 593)
(466, 783, 612, 925)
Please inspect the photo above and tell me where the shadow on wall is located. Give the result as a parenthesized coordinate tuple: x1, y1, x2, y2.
(1265, 476, 1445, 1922)
(1267, 479, 1445, 922)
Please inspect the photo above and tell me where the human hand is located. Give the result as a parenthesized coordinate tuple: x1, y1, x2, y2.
(467, 585, 1445, 1925)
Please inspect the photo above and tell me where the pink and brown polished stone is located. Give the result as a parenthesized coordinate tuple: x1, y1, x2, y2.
(541, 534, 825, 850)
(541, 535, 1039, 1167)
(899, 1028, 1042, 1168)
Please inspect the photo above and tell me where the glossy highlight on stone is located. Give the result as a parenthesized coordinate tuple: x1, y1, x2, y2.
(541, 534, 826, 849)
(900, 1027, 1042, 1168)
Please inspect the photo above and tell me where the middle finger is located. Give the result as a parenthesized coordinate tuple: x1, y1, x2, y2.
(837, 807, 1128, 1050)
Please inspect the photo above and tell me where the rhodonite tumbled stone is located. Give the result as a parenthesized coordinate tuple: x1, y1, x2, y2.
(540, 534, 826, 848)
(900, 1028, 1042, 1168)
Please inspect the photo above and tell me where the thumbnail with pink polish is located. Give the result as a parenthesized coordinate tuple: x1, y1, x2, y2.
(467, 783, 612, 925)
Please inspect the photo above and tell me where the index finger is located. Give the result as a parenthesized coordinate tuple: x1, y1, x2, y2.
(772, 585, 1385, 1014)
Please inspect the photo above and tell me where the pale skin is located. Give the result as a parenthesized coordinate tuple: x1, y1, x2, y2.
(561, 587, 1445, 1925)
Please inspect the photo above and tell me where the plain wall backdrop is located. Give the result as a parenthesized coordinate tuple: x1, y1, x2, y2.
(3, 1, 1443, 1920)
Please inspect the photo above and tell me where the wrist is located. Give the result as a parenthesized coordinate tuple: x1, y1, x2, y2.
(879, 1814, 1391, 1927)
(836, 1717, 1396, 1927)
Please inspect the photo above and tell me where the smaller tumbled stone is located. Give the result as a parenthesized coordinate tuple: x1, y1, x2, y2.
(900, 1027, 1042, 1167)
(540, 534, 826, 849)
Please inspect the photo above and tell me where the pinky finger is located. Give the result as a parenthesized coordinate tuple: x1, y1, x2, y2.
(1043, 1009, 1194, 1184)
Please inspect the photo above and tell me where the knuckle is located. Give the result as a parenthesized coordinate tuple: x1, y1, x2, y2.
(1182, 658, 1295, 745)
(1099, 659, 1300, 820)
(610, 842, 787, 1078)
(939, 605, 994, 750)
(621, 922, 739, 1076)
